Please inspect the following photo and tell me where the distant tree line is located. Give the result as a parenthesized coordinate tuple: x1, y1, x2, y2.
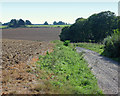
(2, 19, 32, 28)
(43, 21, 68, 25)
(59, 11, 117, 43)
(53, 21, 67, 25)
(1, 19, 68, 27)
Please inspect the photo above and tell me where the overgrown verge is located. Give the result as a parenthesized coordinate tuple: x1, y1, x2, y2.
(75, 43, 104, 54)
(33, 40, 102, 94)
(103, 29, 120, 62)
(75, 39, 120, 63)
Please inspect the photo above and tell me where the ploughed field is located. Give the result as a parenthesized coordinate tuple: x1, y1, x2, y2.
(2, 39, 54, 94)
(2, 28, 62, 41)
(2, 27, 61, 94)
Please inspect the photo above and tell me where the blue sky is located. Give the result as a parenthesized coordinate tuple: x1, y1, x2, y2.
(1, 2, 118, 24)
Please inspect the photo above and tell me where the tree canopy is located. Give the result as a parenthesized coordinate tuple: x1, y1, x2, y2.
(7, 19, 33, 27)
(25, 20, 32, 25)
(18, 19, 25, 26)
(53, 21, 66, 25)
(44, 21, 49, 25)
(59, 11, 117, 43)
(8, 19, 25, 27)
(8, 19, 18, 28)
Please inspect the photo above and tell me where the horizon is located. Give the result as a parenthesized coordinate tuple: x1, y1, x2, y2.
(1, 2, 118, 24)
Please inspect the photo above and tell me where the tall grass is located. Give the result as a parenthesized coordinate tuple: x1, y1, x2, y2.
(75, 43, 104, 54)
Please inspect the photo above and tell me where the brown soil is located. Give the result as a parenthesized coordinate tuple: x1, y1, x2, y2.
(1, 39, 54, 94)
(2, 28, 62, 41)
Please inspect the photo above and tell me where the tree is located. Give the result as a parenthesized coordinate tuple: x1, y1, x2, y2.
(8, 19, 26, 27)
(60, 18, 87, 42)
(53, 21, 66, 25)
(57, 21, 65, 25)
(75, 17, 84, 22)
(44, 21, 48, 25)
(117, 16, 120, 31)
(53, 21, 57, 25)
(8, 19, 18, 28)
(87, 11, 117, 42)
(25, 20, 32, 25)
(59, 11, 117, 43)
(59, 26, 70, 41)
(18, 19, 25, 27)
(2, 22, 9, 25)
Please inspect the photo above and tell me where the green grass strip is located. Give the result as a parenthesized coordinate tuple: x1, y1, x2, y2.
(35, 40, 102, 94)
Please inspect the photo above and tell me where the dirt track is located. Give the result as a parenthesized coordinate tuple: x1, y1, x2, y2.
(76, 47, 119, 94)
(2, 28, 62, 41)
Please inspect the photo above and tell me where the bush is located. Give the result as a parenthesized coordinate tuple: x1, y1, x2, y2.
(63, 40, 70, 46)
(103, 29, 120, 58)
(59, 26, 70, 41)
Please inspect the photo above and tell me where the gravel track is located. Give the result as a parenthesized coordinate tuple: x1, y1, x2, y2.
(76, 47, 119, 94)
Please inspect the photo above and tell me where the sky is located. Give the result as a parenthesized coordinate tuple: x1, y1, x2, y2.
(1, 1, 118, 24)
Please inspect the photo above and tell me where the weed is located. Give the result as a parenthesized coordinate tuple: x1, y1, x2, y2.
(34, 40, 102, 94)
(63, 40, 70, 46)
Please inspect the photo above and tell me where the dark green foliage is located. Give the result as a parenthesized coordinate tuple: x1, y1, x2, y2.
(87, 11, 117, 42)
(117, 16, 120, 31)
(44, 21, 49, 25)
(57, 21, 65, 25)
(35, 41, 102, 94)
(18, 19, 25, 26)
(63, 40, 70, 46)
(60, 18, 88, 42)
(53, 21, 66, 25)
(25, 20, 32, 25)
(53, 21, 57, 25)
(103, 29, 120, 58)
(59, 11, 117, 43)
(8, 19, 25, 28)
(59, 26, 70, 41)
(46, 51, 49, 55)
(8, 19, 18, 28)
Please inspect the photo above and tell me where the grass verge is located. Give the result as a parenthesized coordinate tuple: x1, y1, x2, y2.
(33, 40, 102, 94)
(75, 43, 104, 54)
(75, 43, 120, 63)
